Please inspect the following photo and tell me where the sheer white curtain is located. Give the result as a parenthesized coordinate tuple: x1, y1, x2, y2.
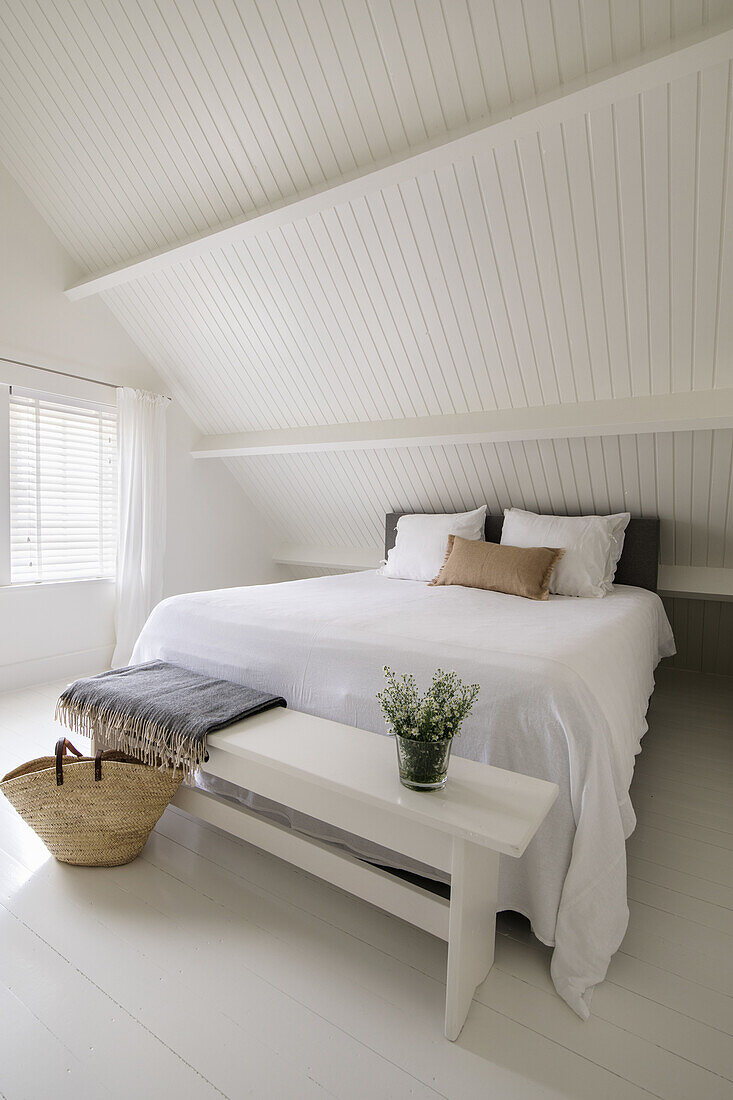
(111, 388, 170, 668)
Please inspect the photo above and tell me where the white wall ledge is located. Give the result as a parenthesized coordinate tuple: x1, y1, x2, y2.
(275, 546, 380, 572)
(657, 566, 733, 602)
(274, 549, 733, 602)
(1, 577, 115, 591)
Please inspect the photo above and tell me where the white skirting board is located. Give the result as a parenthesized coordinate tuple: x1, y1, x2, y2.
(0, 644, 113, 692)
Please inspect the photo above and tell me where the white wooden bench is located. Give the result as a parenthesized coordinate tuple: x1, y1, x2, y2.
(172, 708, 558, 1040)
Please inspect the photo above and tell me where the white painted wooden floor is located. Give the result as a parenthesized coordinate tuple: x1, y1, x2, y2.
(0, 667, 731, 1099)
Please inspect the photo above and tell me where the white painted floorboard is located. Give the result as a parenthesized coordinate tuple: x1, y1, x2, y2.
(0, 667, 731, 1099)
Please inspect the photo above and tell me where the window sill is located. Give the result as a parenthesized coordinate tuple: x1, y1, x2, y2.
(0, 577, 115, 591)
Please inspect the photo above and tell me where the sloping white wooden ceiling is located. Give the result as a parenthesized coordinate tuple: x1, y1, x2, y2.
(105, 58, 733, 437)
(227, 430, 733, 568)
(1, 0, 733, 585)
(1, 0, 726, 273)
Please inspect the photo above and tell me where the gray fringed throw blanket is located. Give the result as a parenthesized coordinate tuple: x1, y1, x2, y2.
(56, 661, 286, 778)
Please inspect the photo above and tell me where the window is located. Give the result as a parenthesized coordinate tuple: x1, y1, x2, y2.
(9, 388, 117, 583)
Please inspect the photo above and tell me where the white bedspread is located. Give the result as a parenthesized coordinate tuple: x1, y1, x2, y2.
(132, 571, 675, 1018)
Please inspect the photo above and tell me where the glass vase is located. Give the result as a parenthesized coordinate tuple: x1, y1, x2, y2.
(394, 735, 452, 791)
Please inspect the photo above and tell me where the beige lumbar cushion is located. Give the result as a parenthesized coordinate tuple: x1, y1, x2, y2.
(430, 535, 565, 601)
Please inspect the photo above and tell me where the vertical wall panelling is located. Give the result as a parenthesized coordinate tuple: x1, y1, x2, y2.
(663, 596, 733, 674)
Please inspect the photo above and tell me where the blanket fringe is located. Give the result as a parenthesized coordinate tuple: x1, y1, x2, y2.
(54, 697, 202, 782)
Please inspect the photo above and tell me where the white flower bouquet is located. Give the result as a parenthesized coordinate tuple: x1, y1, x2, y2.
(377, 667, 480, 790)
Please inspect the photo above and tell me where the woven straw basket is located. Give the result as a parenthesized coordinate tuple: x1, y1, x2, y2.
(0, 739, 183, 867)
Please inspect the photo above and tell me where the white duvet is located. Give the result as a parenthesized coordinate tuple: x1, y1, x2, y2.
(132, 571, 675, 1019)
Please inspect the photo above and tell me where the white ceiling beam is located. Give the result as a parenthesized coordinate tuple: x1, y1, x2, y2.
(66, 17, 733, 301)
(192, 389, 733, 458)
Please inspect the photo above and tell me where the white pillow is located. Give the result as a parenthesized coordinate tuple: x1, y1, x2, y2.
(379, 507, 487, 582)
(500, 508, 630, 598)
(604, 512, 632, 588)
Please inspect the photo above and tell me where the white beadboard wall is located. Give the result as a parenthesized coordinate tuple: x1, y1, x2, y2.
(226, 431, 733, 569)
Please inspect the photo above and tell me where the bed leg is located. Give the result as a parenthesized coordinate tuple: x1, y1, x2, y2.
(444, 838, 499, 1041)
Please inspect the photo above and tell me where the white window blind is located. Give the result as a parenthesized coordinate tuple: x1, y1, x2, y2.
(9, 388, 117, 583)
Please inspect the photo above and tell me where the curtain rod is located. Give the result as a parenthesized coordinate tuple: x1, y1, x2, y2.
(0, 356, 171, 397)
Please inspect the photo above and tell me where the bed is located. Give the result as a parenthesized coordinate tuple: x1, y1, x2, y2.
(131, 514, 675, 1019)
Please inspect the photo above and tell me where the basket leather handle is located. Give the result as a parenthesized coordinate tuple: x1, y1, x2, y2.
(55, 738, 84, 786)
(94, 748, 126, 781)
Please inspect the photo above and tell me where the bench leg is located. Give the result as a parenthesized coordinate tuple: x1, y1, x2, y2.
(444, 838, 499, 1041)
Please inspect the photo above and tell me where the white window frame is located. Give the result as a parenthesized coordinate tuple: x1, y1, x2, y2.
(0, 363, 118, 588)
(0, 385, 10, 586)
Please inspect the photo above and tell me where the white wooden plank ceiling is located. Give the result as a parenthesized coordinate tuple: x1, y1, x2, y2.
(1, 1, 733, 584)
(102, 46, 733, 436)
(2, 0, 726, 274)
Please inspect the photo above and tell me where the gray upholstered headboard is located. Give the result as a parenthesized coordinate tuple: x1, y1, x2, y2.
(384, 512, 660, 592)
